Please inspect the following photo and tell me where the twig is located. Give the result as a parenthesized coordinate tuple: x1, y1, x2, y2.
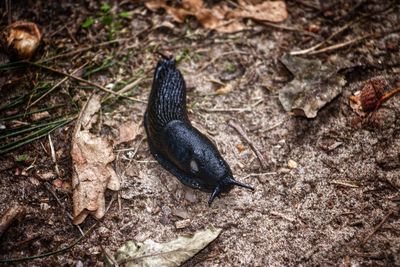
(0, 203, 26, 237)
(228, 120, 268, 169)
(200, 107, 252, 113)
(270, 211, 296, 222)
(27, 62, 146, 103)
(363, 211, 394, 244)
(330, 180, 359, 188)
(101, 245, 119, 267)
(290, 19, 361, 55)
(37, 38, 131, 63)
(27, 63, 88, 108)
(308, 34, 373, 55)
(0, 222, 98, 263)
(261, 21, 317, 37)
(380, 87, 400, 103)
(48, 134, 60, 177)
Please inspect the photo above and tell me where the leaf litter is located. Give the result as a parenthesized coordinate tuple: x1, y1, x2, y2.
(145, 0, 287, 33)
(71, 94, 120, 225)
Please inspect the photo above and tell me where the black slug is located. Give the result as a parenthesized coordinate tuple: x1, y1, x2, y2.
(144, 58, 254, 205)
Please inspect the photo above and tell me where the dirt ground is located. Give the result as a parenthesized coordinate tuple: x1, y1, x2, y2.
(0, 0, 399, 266)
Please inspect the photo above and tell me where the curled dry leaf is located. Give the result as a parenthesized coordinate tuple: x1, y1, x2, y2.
(2, 21, 41, 59)
(71, 95, 120, 225)
(145, 0, 287, 33)
(112, 227, 222, 267)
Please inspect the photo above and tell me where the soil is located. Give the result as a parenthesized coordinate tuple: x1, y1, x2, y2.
(0, 0, 399, 266)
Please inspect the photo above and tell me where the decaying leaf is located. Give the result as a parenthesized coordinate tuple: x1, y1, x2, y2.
(145, 0, 287, 33)
(71, 95, 120, 225)
(278, 54, 346, 118)
(228, 0, 288, 22)
(113, 227, 222, 267)
(117, 121, 140, 145)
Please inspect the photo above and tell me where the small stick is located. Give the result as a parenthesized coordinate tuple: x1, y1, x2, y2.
(28, 63, 88, 108)
(330, 180, 359, 188)
(27, 62, 146, 103)
(363, 211, 393, 243)
(270, 211, 296, 222)
(37, 38, 131, 63)
(101, 245, 119, 267)
(290, 19, 361, 55)
(48, 134, 60, 177)
(201, 107, 252, 113)
(228, 120, 268, 169)
(308, 34, 373, 55)
(380, 87, 400, 103)
(0, 203, 26, 237)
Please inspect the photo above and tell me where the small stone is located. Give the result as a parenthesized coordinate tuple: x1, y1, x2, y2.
(40, 203, 50, 211)
(172, 207, 190, 219)
(175, 219, 191, 229)
(38, 171, 55, 180)
(52, 178, 63, 188)
(287, 159, 298, 169)
(184, 190, 197, 203)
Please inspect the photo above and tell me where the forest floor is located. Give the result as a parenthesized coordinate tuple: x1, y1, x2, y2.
(0, 0, 399, 266)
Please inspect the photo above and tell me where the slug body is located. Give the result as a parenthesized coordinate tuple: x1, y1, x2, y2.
(144, 58, 253, 205)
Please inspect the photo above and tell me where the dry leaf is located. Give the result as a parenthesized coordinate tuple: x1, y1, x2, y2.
(112, 227, 222, 267)
(155, 0, 244, 32)
(215, 82, 234, 95)
(278, 54, 346, 118)
(145, 1, 189, 23)
(71, 95, 120, 225)
(117, 121, 140, 144)
(229, 1, 288, 22)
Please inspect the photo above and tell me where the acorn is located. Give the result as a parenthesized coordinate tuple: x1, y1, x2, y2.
(3, 21, 41, 60)
(360, 78, 387, 112)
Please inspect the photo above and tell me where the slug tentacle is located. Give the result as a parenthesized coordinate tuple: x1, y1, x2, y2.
(144, 58, 254, 205)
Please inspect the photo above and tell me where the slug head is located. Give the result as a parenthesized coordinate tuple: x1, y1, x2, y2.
(208, 176, 254, 205)
(154, 57, 176, 82)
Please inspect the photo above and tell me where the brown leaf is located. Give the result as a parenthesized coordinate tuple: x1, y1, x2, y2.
(144, 0, 246, 33)
(229, 1, 288, 22)
(117, 121, 140, 145)
(71, 95, 120, 225)
(145, 1, 189, 23)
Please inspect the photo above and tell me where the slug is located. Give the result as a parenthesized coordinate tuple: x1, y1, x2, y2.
(144, 58, 254, 205)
